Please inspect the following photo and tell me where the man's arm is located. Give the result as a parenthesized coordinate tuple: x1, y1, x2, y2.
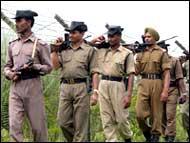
(32, 42, 53, 74)
(160, 52, 171, 102)
(3, 43, 17, 80)
(127, 74, 134, 97)
(51, 51, 61, 70)
(89, 48, 101, 106)
(160, 69, 170, 101)
(123, 52, 135, 108)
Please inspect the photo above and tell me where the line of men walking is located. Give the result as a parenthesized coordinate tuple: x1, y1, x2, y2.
(3, 10, 189, 142)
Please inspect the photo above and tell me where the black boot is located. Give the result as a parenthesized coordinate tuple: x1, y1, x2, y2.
(150, 134, 159, 142)
(125, 138, 131, 142)
(166, 136, 175, 142)
(142, 131, 151, 142)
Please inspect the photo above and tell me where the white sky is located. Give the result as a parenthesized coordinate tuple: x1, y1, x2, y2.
(1, 1, 189, 57)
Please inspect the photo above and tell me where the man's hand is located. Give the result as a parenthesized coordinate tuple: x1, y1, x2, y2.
(122, 95, 131, 109)
(12, 74, 19, 81)
(178, 94, 187, 104)
(7, 70, 19, 81)
(50, 37, 64, 52)
(54, 37, 64, 46)
(90, 93, 98, 106)
(22, 63, 33, 70)
(160, 91, 168, 102)
(90, 35, 105, 44)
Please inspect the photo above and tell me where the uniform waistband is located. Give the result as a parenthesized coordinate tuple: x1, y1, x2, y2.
(60, 78, 86, 84)
(141, 73, 162, 80)
(101, 75, 124, 82)
(17, 70, 40, 80)
(169, 81, 177, 87)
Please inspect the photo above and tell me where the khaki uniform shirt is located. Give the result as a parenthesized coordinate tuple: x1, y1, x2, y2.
(4, 33, 52, 76)
(183, 60, 189, 81)
(135, 45, 171, 75)
(170, 56, 183, 82)
(58, 41, 98, 78)
(97, 45, 135, 77)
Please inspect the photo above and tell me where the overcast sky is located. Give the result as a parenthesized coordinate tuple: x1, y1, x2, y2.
(1, 1, 189, 57)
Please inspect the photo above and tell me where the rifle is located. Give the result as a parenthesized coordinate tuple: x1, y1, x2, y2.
(53, 14, 91, 52)
(123, 36, 177, 53)
(175, 40, 189, 57)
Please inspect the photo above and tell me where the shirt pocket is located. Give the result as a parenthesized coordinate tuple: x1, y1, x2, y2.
(76, 55, 87, 63)
(12, 47, 20, 64)
(61, 52, 72, 63)
(114, 58, 125, 74)
(75, 54, 88, 69)
(12, 47, 20, 57)
(150, 57, 161, 72)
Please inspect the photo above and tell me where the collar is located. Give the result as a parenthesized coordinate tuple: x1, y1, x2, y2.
(145, 44, 160, 51)
(108, 45, 122, 52)
(18, 32, 36, 43)
(69, 41, 86, 50)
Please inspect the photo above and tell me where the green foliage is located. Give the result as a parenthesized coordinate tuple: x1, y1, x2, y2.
(1, 35, 188, 142)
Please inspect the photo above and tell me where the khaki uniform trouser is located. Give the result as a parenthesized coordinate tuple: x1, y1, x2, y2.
(162, 87, 179, 136)
(57, 83, 89, 142)
(180, 83, 189, 130)
(9, 78, 48, 142)
(98, 80, 132, 142)
(136, 79, 163, 135)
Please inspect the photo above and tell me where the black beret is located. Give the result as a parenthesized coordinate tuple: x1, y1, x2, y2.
(65, 21, 88, 32)
(107, 25, 124, 36)
(12, 10, 38, 19)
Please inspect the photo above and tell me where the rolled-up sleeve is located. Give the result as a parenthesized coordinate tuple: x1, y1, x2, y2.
(126, 52, 135, 75)
(135, 53, 141, 75)
(175, 59, 184, 80)
(161, 52, 171, 71)
(88, 47, 99, 74)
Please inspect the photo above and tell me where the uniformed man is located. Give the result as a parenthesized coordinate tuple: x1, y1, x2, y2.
(50, 21, 99, 142)
(3, 10, 52, 142)
(90, 26, 135, 142)
(180, 57, 189, 141)
(162, 53, 187, 142)
(135, 27, 171, 142)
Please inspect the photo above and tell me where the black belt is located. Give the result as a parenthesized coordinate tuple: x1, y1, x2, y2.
(61, 78, 86, 84)
(141, 73, 162, 79)
(17, 70, 40, 80)
(101, 75, 123, 82)
(170, 81, 177, 87)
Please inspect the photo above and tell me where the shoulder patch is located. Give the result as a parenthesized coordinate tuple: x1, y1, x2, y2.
(9, 38, 18, 44)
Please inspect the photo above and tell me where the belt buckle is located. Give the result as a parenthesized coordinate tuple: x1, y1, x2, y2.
(152, 74, 155, 79)
(67, 78, 75, 84)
